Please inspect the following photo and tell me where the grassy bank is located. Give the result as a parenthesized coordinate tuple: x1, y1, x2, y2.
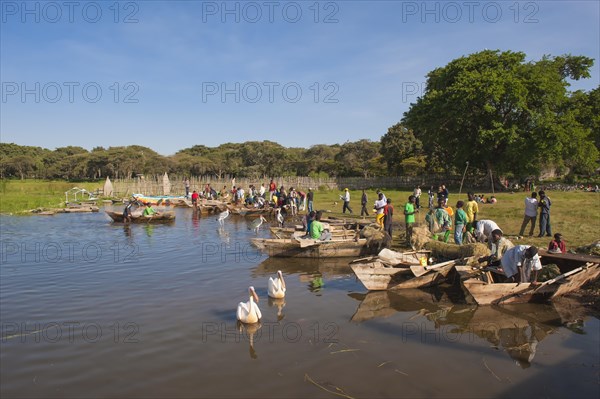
(1, 180, 598, 250)
(311, 188, 600, 249)
(0, 180, 102, 214)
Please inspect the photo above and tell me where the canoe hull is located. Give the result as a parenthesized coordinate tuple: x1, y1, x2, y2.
(250, 238, 376, 258)
(462, 263, 600, 305)
(351, 259, 454, 290)
(105, 211, 176, 224)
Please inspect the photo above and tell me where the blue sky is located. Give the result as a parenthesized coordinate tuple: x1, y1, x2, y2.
(1, 0, 599, 155)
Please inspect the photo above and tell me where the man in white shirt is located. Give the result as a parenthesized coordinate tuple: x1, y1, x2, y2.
(500, 245, 542, 283)
(474, 219, 500, 242)
(374, 192, 387, 228)
(518, 192, 538, 237)
(259, 184, 266, 197)
(413, 185, 422, 209)
(340, 188, 353, 214)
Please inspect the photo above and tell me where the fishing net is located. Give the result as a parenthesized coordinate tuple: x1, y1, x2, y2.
(424, 240, 490, 260)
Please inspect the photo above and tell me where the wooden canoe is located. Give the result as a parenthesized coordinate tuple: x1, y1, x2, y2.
(350, 258, 457, 290)
(269, 226, 357, 240)
(106, 210, 176, 224)
(250, 237, 376, 258)
(539, 248, 600, 272)
(461, 263, 600, 305)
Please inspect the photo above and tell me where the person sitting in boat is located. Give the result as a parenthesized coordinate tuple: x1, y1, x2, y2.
(548, 233, 566, 254)
(302, 211, 317, 238)
(310, 211, 332, 241)
(499, 245, 542, 284)
(142, 203, 158, 217)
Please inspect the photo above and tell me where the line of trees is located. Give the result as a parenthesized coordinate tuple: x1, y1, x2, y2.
(1, 51, 597, 183)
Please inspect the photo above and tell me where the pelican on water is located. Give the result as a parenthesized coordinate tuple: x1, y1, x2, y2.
(268, 270, 286, 299)
(249, 215, 267, 234)
(216, 209, 230, 226)
(237, 286, 261, 324)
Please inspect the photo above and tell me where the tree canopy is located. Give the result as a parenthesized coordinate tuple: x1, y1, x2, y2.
(402, 50, 598, 184)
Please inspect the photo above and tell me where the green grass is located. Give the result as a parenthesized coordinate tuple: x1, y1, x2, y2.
(312, 188, 600, 249)
(0, 180, 102, 214)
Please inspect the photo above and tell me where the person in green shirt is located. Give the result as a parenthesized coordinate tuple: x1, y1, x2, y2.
(309, 211, 331, 240)
(454, 201, 468, 244)
(404, 195, 418, 247)
(142, 203, 157, 217)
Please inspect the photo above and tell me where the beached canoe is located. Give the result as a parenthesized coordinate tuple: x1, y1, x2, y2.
(461, 262, 600, 305)
(350, 256, 457, 290)
(250, 237, 377, 258)
(269, 226, 357, 240)
(228, 206, 273, 216)
(106, 210, 176, 224)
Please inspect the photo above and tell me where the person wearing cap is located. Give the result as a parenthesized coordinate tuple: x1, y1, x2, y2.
(500, 245, 542, 283)
(340, 188, 353, 214)
(307, 188, 314, 213)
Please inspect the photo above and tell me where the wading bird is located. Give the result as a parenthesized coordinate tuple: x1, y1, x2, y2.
(216, 209, 230, 226)
(237, 286, 261, 324)
(276, 208, 284, 227)
(268, 270, 286, 299)
(249, 215, 267, 234)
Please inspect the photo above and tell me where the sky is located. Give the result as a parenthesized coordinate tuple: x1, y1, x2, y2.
(1, 0, 599, 155)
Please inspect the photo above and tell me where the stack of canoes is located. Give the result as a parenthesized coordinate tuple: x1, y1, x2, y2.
(350, 248, 600, 305)
(350, 248, 459, 290)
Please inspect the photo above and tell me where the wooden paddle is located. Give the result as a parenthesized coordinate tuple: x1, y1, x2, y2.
(410, 260, 456, 277)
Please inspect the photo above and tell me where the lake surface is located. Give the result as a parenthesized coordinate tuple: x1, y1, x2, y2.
(1, 207, 599, 398)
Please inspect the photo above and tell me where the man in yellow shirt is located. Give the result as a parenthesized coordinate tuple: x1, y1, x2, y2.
(464, 192, 479, 231)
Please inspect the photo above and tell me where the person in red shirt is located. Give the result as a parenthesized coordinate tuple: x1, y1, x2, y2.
(191, 190, 199, 210)
(548, 233, 566, 253)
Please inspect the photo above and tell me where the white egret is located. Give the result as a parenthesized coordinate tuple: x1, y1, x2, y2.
(216, 209, 230, 226)
(236, 286, 262, 324)
(268, 270, 286, 299)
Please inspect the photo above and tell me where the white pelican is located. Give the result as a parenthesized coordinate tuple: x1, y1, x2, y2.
(249, 215, 267, 234)
(276, 208, 284, 227)
(216, 209, 230, 226)
(237, 286, 261, 324)
(268, 270, 286, 299)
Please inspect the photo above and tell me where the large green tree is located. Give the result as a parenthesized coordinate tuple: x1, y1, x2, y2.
(402, 50, 597, 187)
(379, 123, 423, 174)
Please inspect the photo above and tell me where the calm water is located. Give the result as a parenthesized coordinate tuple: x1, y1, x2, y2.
(1, 207, 599, 398)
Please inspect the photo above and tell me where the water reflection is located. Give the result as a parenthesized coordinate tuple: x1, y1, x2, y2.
(237, 320, 262, 360)
(145, 224, 154, 237)
(267, 297, 286, 321)
(253, 257, 352, 295)
(348, 290, 581, 368)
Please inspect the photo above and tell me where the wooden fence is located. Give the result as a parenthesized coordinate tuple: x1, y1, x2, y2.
(110, 174, 475, 197)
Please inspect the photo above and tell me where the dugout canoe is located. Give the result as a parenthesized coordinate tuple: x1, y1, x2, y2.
(250, 237, 377, 258)
(461, 262, 600, 305)
(350, 257, 457, 290)
(269, 226, 357, 239)
(105, 210, 176, 224)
